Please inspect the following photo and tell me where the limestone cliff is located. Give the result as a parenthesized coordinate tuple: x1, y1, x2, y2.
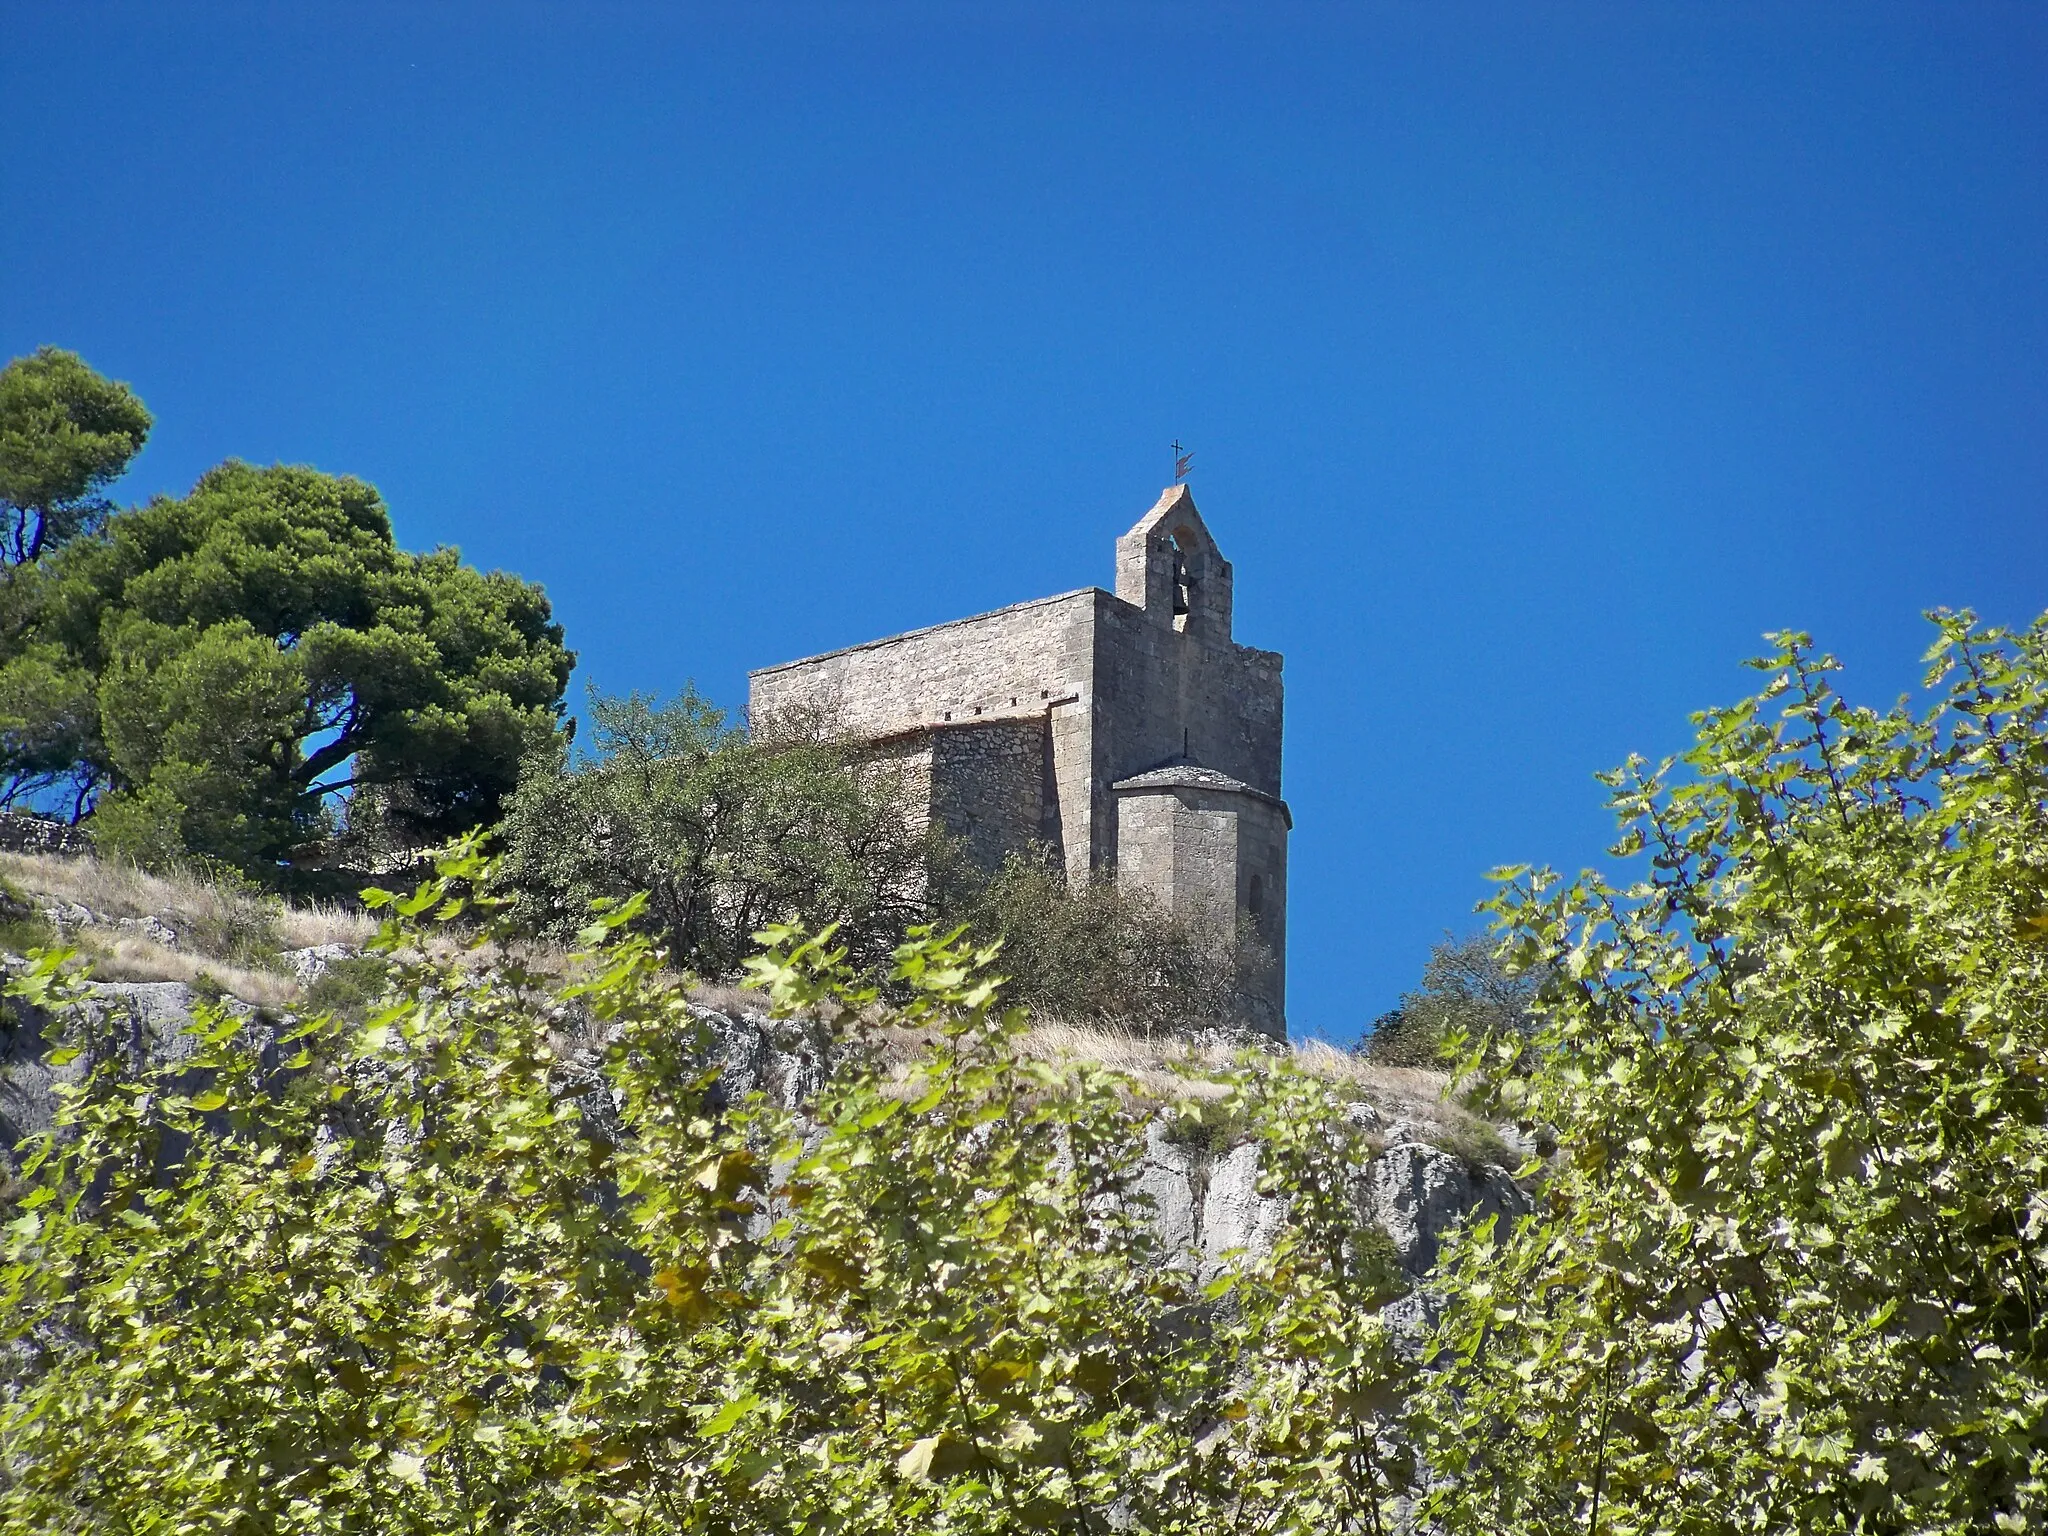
(4, 975, 1528, 1331)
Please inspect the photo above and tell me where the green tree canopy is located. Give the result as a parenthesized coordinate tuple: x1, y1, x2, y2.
(0, 460, 572, 873)
(1363, 931, 1542, 1069)
(0, 347, 152, 565)
(501, 688, 929, 977)
(1416, 615, 2048, 1534)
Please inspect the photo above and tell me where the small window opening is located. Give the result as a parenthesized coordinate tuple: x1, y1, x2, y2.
(1248, 874, 1266, 919)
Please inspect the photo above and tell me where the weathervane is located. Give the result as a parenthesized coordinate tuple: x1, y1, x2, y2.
(1171, 440, 1194, 482)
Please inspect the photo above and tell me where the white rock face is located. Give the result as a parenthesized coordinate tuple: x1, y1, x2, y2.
(1135, 1120, 1200, 1256)
(285, 944, 356, 984)
(1129, 1124, 1528, 1286)
(689, 1007, 837, 1113)
(1366, 1139, 1529, 1278)
(2, 984, 1528, 1300)
(1197, 1140, 1292, 1278)
(39, 902, 97, 930)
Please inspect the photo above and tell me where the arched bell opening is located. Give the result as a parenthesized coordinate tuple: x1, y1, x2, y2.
(1113, 485, 1234, 642)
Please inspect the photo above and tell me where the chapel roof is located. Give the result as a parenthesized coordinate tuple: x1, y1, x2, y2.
(1110, 761, 1291, 824)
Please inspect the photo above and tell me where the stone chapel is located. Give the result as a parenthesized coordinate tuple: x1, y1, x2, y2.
(748, 485, 1289, 1030)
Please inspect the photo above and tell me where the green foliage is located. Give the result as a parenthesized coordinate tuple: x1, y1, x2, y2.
(948, 847, 1275, 1033)
(1414, 615, 2048, 1535)
(0, 459, 573, 873)
(1, 844, 1412, 1532)
(0, 347, 151, 566)
(1365, 931, 1542, 1069)
(501, 687, 930, 978)
(0, 878, 56, 958)
(300, 954, 392, 1022)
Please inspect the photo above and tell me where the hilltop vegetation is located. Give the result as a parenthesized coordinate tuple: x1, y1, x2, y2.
(0, 347, 1271, 1031)
(3, 343, 2046, 1531)
(501, 685, 1274, 1031)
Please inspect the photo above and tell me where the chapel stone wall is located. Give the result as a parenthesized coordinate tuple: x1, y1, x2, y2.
(929, 719, 1049, 877)
(749, 589, 1099, 875)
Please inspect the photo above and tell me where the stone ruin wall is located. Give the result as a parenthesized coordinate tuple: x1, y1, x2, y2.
(928, 720, 1048, 877)
(746, 489, 1290, 1029)
(748, 584, 1289, 903)
(748, 589, 1097, 737)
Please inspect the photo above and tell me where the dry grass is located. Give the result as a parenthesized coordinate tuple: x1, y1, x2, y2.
(1017, 1019, 1239, 1103)
(0, 851, 374, 949)
(278, 901, 378, 950)
(1017, 1019, 1513, 1166)
(0, 850, 374, 1007)
(75, 933, 302, 1008)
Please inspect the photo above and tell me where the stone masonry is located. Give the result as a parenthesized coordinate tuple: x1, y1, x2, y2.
(748, 486, 1289, 1030)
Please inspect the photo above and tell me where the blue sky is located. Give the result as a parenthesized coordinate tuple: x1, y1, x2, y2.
(6, 4, 2046, 1040)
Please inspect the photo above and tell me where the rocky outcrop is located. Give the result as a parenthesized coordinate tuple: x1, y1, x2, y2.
(1132, 1107, 1527, 1283)
(687, 1003, 1531, 1296)
(1, 981, 269, 1158)
(35, 903, 181, 948)
(691, 1007, 839, 1114)
(2, 985, 1528, 1310)
(1368, 1139, 1526, 1277)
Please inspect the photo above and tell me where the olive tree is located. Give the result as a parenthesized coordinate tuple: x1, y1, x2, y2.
(500, 687, 931, 979)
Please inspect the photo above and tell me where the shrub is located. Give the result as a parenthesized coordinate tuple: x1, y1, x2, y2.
(1364, 931, 1541, 1068)
(0, 878, 54, 957)
(946, 846, 1276, 1035)
(500, 687, 931, 980)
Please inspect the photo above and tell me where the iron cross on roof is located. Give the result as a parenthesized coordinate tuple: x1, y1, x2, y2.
(1171, 440, 1194, 482)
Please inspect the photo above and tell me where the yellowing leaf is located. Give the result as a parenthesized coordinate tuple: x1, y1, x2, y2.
(652, 1263, 717, 1325)
(896, 1434, 979, 1481)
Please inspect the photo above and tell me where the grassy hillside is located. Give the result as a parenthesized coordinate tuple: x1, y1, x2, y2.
(0, 848, 1508, 1165)
(0, 851, 373, 1006)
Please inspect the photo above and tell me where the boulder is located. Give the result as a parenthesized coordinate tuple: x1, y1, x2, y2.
(285, 944, 356, 984)
(1, 981, 272, 1169)
(1365, 1139, 1530, 1279)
